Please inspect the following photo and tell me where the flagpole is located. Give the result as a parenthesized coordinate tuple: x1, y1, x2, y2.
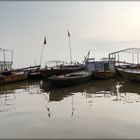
(68, 30, 72, 64)
(3, 49, 5, 70)
(40, 37, 46, 67)
(39, 44, 45, 67)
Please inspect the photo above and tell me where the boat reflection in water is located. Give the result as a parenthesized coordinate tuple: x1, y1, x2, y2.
(1, 79, 140, 138)
(0, 91, 16, 112)
(117, 81, 140, 103)
(41, 78, 140, 104)
(1, 78, 140, 113)
(0, 80, 42, 112)
(40, 79, 140, 119)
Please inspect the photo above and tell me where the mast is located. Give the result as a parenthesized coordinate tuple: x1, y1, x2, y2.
(67, 30, 72, 63)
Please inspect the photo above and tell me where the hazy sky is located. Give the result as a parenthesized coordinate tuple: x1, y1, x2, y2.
(1, 1, 140, 68)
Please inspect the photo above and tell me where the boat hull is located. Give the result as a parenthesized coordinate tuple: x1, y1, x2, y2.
(22, 65, 43, 79)
(92, 71, 116, 79)
(28, 71, 43, 79)
(0, 71, 28, 84)
(117, 68, 140, 82)
(41, 66, 85, 79)
(48, 71, 92, 88)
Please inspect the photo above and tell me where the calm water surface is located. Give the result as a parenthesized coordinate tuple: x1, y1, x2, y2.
(0, 78, 140, 139)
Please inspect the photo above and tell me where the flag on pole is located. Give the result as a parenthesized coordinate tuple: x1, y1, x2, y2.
(43, 36, 47, 45)
(67, 30, 70, 37)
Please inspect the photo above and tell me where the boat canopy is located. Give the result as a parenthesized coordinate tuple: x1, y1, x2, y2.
(45, 60, 67, 66)
(109, 48, 140, 56)
(109, 48, 140, 65)
(0, 48, 13, 71)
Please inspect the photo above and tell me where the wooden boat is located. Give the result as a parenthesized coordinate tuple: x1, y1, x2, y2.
(21, 65, 43, 79)
(86, 57, 116, 79)
(0, 70, 28, 84)
(92, 70, 116, 79)
(40, 64, 85, 79)
(48, 71, 92, 88)
(116, 67, 140, 82)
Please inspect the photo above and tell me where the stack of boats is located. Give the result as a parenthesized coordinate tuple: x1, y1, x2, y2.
(40, 61, 85, 79)
(0, 60, 91, 86)
(1, 47, 140, 87)
(46, 47, 140, 85)
(0, 55, 124, 87)
(41, 61, 92, 87)
(43, 58, 117, 88)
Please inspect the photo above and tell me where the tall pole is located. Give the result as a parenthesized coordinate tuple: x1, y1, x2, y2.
(137, 53, 139, 64)
(3, 49, 5, 70)
(132, 53, 134, 64)
(11, 50, 13, 66)
(40, 44, 45, 67)
(67, 30, 72, 63)
(118, 53, 119, 66)
(40, 36, 46, 67)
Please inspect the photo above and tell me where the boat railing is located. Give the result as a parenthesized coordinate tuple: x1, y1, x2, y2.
(21, 65, 41, 72)
(101, 57, 115, 61)
(44, 63, 85, 70)
(0, 61, 12, 65)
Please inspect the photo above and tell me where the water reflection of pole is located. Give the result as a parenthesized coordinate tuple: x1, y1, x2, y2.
(116, 82, 122, 101)
(0, 92, 16, 112)
(86, 93, 93, 106)
(44, 92, 51, 118)
(71, 95, 74, 117)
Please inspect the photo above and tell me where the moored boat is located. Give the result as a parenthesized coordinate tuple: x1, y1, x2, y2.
(109, 48, 140, 80)
(22, 65, 43, 79)
(40, 61, 85, 79)
(48, 71, 92, 88)
(86, 57, 116, 79)
(0, 70, 28, 84)
(116, 67, 140, 82)
(92, 70, 116, 79)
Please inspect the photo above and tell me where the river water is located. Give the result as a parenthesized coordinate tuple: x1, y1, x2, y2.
(0, 78, 140, 139)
